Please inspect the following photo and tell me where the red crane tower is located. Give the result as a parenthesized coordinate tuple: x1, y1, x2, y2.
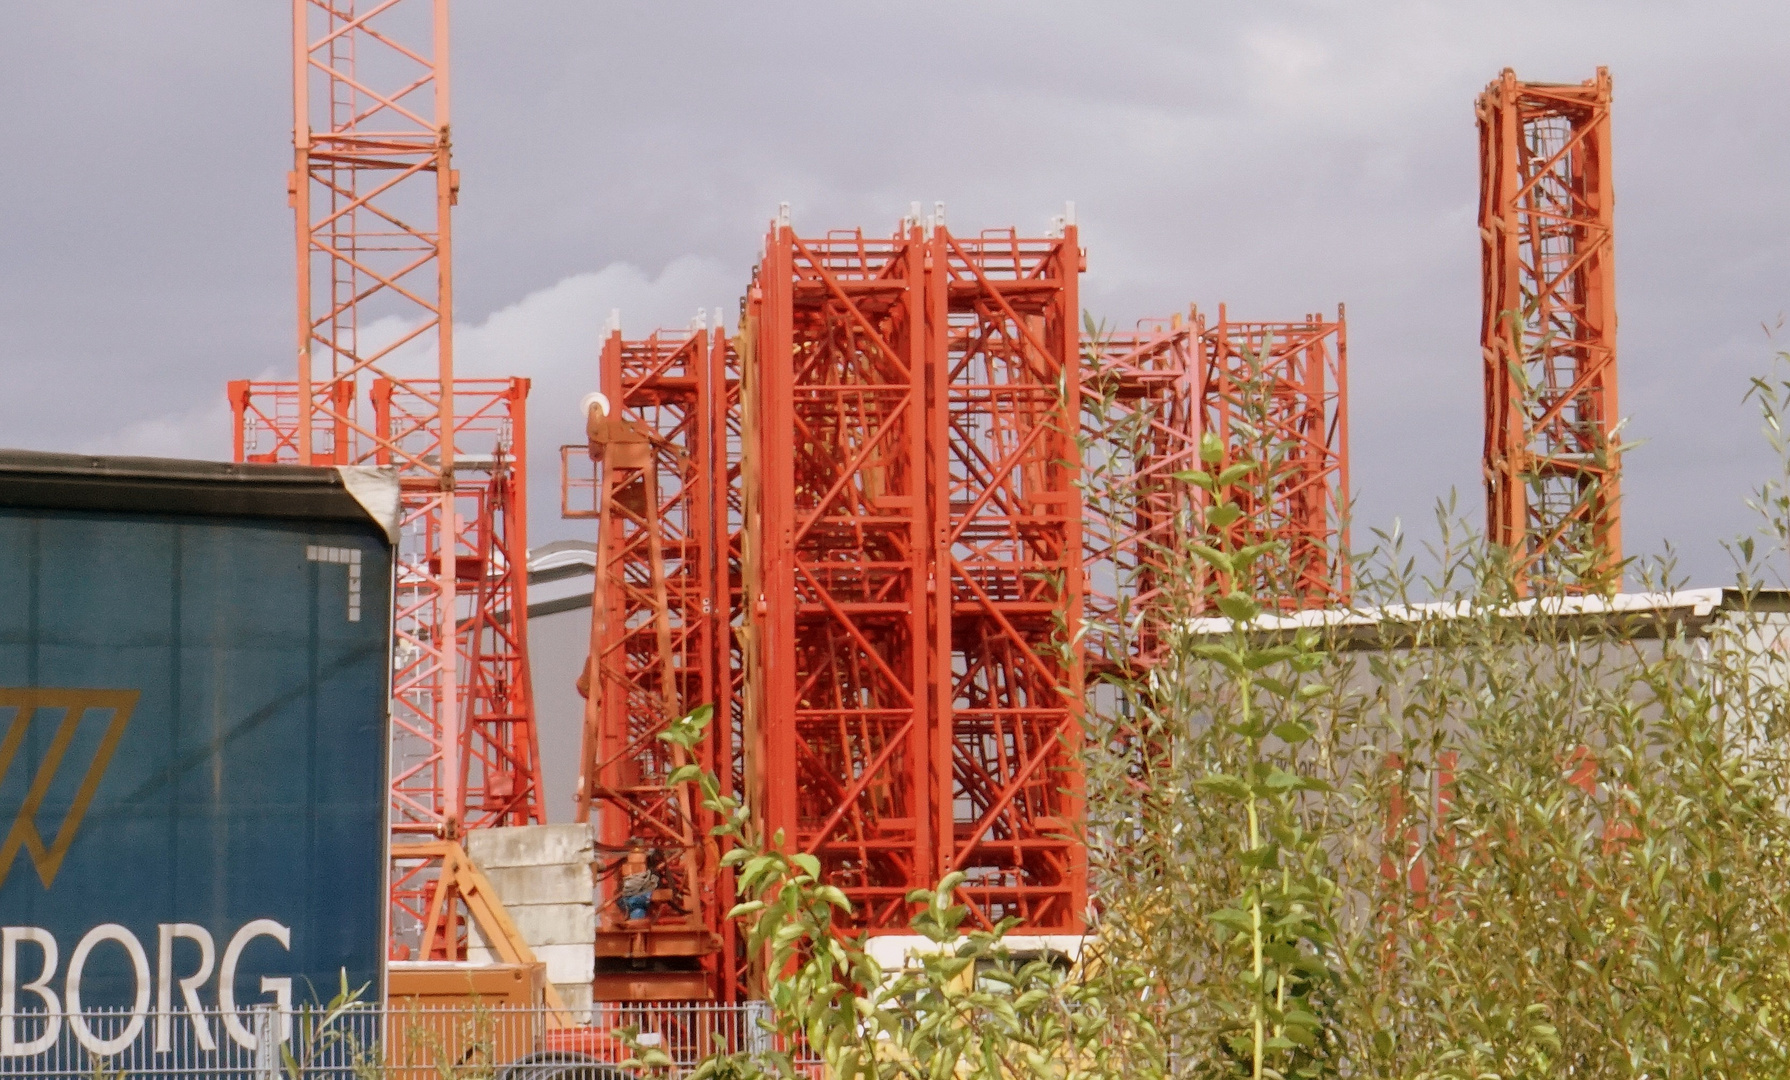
(743, 215, 933, 932)
(1478, 68, 1620, 592)
(1198, 306, 1350, 609)
(1082, 315, 1202, 670)
(739, 210, 1087, 939)
(575, 324, 735, 1000)
(227, 0, 544, 955)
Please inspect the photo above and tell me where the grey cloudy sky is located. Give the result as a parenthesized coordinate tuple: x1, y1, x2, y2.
(2, 1, 1786, 586)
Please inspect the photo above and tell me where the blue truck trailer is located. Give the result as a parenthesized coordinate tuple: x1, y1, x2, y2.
(0, 450, 395, 1061)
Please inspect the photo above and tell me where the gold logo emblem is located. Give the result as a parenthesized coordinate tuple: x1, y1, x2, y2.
(0, 689, 138, 889)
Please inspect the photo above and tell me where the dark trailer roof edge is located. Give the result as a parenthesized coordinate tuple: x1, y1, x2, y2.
(0, 449, 400, 543)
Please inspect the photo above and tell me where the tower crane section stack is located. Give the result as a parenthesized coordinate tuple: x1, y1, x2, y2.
(577, 327, 731, 1000)
(194, 4, 1624, 1020)
(375, 377, 542, 836)
(743, 220, 934, 932)
(1198, 307, 1351, 610)
(1478, 68, 1620, 593)
(929, 223, 1087, 931)
(1081, 315, 1202, 673)
(734, 214, 1092, 935)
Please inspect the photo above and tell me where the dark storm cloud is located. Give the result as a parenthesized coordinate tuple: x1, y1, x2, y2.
(3, 1, 1787, 582)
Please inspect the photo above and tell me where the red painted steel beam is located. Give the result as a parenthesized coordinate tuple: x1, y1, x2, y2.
(707, 321, 746, 1001)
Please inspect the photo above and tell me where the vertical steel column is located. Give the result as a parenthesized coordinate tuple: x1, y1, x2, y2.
(710, 322, 745, 1000)
(751, 226, 798, 863)
(1478, 68, 1620, 593)
(736, 282, 769, 988)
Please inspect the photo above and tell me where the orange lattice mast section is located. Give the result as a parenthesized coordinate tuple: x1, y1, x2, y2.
(738, 207, 1088, 939)
(743, 210, 935, 932)
(226, 0, 544, 956)
(1198, 306, 1350, 609)
(575, 323, 729, 1000)
(1082, 313, 1202, 671)
(929, 217, 1087, 931)
(372, 377, 542, 835)
(1478, 68, 1620, 593)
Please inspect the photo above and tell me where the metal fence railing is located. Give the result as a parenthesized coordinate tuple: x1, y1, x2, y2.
(0, 1001, 800, 1078)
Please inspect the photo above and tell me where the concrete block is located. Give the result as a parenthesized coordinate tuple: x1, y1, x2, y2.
(461, 822, 597, 1002)
(507, 905, 597, 946)
(482, 863, 591, 906)
(465, 908, 594, 953)
(555, 982, 593, 1021)
(466, 824, 594, 870)
(533, 942, 596, 985)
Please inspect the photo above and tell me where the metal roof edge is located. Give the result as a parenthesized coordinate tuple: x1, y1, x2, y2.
(0, 449, 390, 542)
(1172, 586, 1790, 649)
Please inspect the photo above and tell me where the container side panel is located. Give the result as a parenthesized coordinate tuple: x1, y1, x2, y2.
(0, 508, 390, 1023)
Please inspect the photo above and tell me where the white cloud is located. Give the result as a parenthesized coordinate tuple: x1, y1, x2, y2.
(451, 257, 741, 543)
(81, 399, 234, 461)
(79, 364, 282, 461)
(73, 257, 741, 546)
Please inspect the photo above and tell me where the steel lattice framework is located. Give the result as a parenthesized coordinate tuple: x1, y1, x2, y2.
(577, 326, 730, 1000)
(745, 218, 933, 932)
(737, 213, 1087, 937)
(1199, 306, 1350, 609)
(1082, 315, 1202, 672)
(1478, 68, 1620, 592)
(373, 378, 542, 836)
(229, 1, 544, 958)
(712, 323, 747, 1000)
(931, 225, 1086, 931)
